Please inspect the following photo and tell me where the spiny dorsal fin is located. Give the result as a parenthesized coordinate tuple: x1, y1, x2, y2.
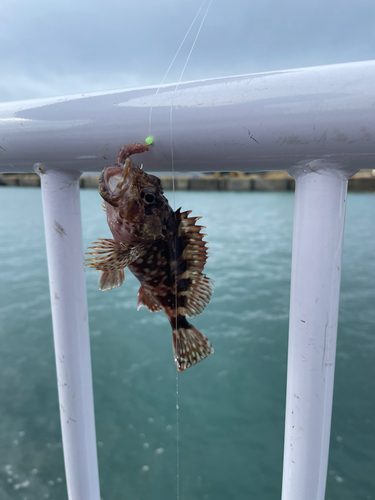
(137, 286, 163, 312)
(175, 209, 214, 318)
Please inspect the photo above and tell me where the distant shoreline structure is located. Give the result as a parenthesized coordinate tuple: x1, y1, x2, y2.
(1, 171, 375, 192)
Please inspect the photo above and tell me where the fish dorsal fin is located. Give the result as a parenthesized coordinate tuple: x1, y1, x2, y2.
(176, 209, 214, 317)
(137, 286, 163, 312)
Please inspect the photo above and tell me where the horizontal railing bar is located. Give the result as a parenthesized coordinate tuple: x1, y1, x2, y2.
(1, 61, 375, 174)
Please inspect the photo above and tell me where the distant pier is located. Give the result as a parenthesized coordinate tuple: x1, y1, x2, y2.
(1, 171, 375, 191)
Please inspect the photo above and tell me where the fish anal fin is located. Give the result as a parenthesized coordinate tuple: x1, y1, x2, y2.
(99, 269, 125, 291)
(172, 321, 213, 372)
(137, 286, 162, 312)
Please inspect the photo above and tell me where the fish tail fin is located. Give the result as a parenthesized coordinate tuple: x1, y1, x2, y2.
(98, 269, 125, 291)
(172, 319, 214, 372)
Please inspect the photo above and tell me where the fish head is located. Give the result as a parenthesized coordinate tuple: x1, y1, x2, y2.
(100, 159, 172, 243)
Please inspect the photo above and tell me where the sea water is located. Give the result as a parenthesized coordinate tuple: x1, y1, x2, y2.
(0, 187, 374, 500)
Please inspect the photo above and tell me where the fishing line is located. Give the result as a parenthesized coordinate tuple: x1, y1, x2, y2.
(146, 3, 213, 499)
(168, 3, 213, 500)
(175, 0, 213, 89)
(176, 371, 180, 500)
(169, 0, 213, 206)
(147, 0, 209, 139)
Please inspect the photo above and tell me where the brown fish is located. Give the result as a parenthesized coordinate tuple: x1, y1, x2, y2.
(86, 143, 214, 372)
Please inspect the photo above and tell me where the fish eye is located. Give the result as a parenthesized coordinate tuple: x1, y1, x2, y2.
(141, 190, 156, 205)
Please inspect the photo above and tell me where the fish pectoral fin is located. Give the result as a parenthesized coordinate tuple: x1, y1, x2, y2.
(85, 239, 144, 271)
(172, 321, 214, 372)
(99, 270, 125, 291)
(137, 286, 162, 312)
(86, 239, 145, 291)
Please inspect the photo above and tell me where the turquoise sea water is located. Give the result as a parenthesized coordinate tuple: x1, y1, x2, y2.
(0, 187, 374, 500)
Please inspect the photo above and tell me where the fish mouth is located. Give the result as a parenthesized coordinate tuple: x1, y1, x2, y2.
(100, 159, 134, 206)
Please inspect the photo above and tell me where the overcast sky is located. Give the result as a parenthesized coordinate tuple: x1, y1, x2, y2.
(1, 0, 375, 103)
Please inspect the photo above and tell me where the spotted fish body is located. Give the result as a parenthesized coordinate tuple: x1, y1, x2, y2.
(86, 143, 213, 372)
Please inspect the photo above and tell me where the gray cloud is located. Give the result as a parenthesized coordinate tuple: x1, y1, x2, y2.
(1, 0, 375, 102)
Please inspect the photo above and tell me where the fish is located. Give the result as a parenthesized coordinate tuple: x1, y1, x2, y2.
(86, 143, 214, 372)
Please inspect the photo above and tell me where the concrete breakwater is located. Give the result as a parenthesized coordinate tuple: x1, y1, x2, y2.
(1, 172, 375, 191)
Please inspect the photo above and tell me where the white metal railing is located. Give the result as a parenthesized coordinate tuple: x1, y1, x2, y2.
(1, 60, 374, 500)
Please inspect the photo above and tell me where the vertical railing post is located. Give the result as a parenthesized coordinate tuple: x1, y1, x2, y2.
(281, 160, 355, 500)
(35, 165, 101, 500)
